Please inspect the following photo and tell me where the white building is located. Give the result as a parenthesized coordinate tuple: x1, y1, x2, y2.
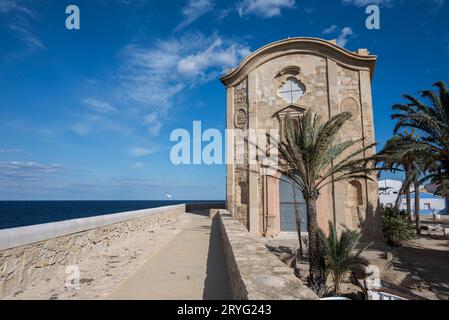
(378, 180, 447, 215)
(379, 179, 402, 207)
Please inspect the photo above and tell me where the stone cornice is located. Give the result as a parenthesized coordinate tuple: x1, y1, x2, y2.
(220, 37, 377, 87)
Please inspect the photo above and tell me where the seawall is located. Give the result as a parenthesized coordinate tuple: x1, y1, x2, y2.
(0, 204, 186, 298)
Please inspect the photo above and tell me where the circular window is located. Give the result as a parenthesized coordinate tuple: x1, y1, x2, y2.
(278, 78, 306, 104)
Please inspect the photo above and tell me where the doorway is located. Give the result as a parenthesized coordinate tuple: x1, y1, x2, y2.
(279, 175, 307, 232)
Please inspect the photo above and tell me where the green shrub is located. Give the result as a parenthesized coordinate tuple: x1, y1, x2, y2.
(380, 206, 415, 247)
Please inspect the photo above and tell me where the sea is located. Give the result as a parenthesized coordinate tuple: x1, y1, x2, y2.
(0, 200, 223, 230)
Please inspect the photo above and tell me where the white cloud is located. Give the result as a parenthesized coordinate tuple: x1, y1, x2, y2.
(0, 161, 64, 181)
(321, 25, 355, 47)
(118, 33, 250, 135)
(0, 120, 55, 136)
(119, 41, 185, 109)
(0, 148, 23, 153)
(216, 8, 232, 20)
(129, 147, 158, 157)
(177, 37, 251, 78)
(7, 23, 45, 51)
(132, 162, 145, 169)
(237, 0, 295, 18)
(304, 7, 315, 14)
(428, 0, 445, 10)
(343, 0, 445, 9)
(119, 33, 250, 106)
(322, 24, 338, 35)
(148, 123, 162, 136)
(341, 0, 393, 7)
(337, 27, 354, 47)
(114, 0, 149, 5)
(71, 122, 90, 136)
(71, 114, 130, 136)
(143, 113, 158, 124)
(143, 112, 163, 136)
(175, 0, 214, 31)
(0, 0, 45, 52)
(82, 98, 118, 113)
(0, 0, 34, 15)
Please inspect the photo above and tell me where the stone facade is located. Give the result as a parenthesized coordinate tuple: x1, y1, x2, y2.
(221, 38, 380, 238)
(0, 205, 185, 298)
(214, 209, 317, 300)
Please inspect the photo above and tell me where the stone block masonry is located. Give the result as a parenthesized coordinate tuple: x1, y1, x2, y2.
(0, 204, 185, 298)
(215, 209, 318, 300)
(221, 37, 380, 238)
(186, 202, 225, 212)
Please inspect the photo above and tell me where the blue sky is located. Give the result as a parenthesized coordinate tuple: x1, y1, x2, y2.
(0, 0, 448, 200)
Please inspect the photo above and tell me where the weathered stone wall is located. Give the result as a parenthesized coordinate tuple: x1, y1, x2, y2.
(337, 66, 366, 231)
(215, 209, 318, 300)
(248, 54, 331, 235)
(0, 205, 185, 298)
(232, 78, 250, 227)
(222, 38, 381, 238)
(253, 54, 329, 126)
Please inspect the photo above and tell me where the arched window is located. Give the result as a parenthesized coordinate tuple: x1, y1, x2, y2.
(347, 180, 364, 230)
(349, 180, 364, 206)
(278, 78, 305, 104)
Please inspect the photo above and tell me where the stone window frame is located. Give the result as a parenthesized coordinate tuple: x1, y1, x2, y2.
(277, 78, 306, 104)
(274, 66, 307, 107)
(349, 180, 365, 207)
(272, 105, 307, 142)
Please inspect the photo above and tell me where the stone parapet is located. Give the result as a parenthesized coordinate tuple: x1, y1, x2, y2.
(186, 202, 225, 212)
(216, 209, 318, 300)
(0, 205, 186, 298)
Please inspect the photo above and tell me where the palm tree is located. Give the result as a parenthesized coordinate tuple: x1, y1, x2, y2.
(319, 222, 369, 295)
(276, 110, 376, 292)
(376, 130, 424, 232)
(391, 80, 449, 198)
(376, 134, 413, 224)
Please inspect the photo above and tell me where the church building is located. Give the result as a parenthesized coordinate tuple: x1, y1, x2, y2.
(220, 37, 380, 238)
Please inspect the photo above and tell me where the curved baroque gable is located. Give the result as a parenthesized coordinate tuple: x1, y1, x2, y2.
(220, 37, 376, 87)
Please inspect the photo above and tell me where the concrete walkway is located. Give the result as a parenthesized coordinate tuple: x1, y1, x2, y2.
(108, 211, 230, 300)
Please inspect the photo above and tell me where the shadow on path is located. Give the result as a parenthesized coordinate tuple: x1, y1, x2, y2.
(188, 209, 211, 217)
(394, 242, 449, 300)
(203, 216, 231, 300)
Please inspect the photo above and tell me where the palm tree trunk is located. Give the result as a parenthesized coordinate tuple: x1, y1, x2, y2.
(292, 183, 304, 258)
(296, 210, 304, 258)
(334, 272, 342, 296)
(305, 194, 325, 290)
(405, 169, 412, 225)
(413, 176, 421, 235)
